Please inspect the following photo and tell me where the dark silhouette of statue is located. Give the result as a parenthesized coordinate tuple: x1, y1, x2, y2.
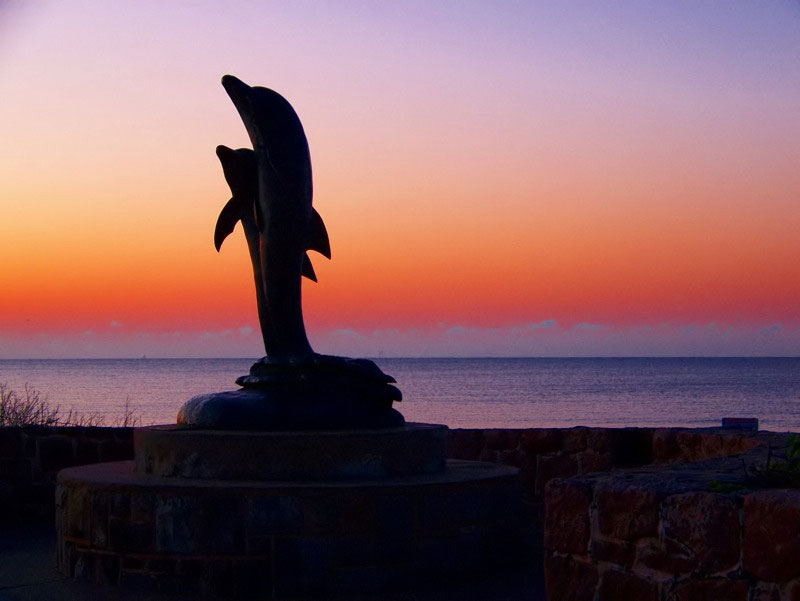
(177, 75, 402, 430)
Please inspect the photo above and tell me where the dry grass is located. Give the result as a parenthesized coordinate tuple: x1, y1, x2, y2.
(0, 382, 140, 427)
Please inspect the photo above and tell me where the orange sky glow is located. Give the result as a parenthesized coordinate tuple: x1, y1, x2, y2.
(1, 2, 799, 357)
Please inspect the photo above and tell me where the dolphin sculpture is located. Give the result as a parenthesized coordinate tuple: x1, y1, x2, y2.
(216, 75, 330, 361)
(178, 75, 403, 429)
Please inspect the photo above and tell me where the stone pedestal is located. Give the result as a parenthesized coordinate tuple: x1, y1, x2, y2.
(56, 423, 522, 598)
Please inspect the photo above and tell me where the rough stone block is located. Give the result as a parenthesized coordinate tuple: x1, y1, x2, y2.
(330, 563, 408, 594)
(518, 454, 538, 502)
(333, 535, 395, 566)
(0, 457, 33, 483)
(483, 428, 520, 451)
(336, 493, 378, 535)
(535, 453, 579, 495)
(110, 492, 131, 520)
(653, 429, 681, 463)
(585, 428, 615, 454)
(227, 559, 272, 598)
(698, 434, 724, 458)
(197, 497, 245, 554)
(95, 554, 120, 585)
(667, 578, 749, 601)
(57, 539, 75, 575)
(155, 495, 196, 553)
(596, 483, 660, 540)
(743, 490, 800, 582)
(375, 493, 416, 544)
(38, 436, 75, 472)
(75, 440, 99, 465)
(610, 429, 654, 467)
(0, 428, 24, 457)
(304, 492, 376, 535)
(598, 568, 658, 601)
(674, 432, 707, 461)
(578, 451, 613, 474)
(419, 489, 481, 530)
(416, 532, 478, 577)
(72, 550, 94, 581)
(65, 486, 91, 542)
(113, 428, 134, 443)
(118, 570, 159, 593)
(109, 517, 154, 553)
(273, 537, 331, 597)
(130, 492, 153, 522)
(751, 583, 780, 601)
(544, 479, 591, 554)
(90, 492, 111, 548)
(247, 494, 303, 536)
(498, 447, 525, 468)
(520, 429, 562, 455)
(544, 554, 598, 601)
(447, 429, 484, 460)
(146, 558, 177, 574)
(591, 538, 636, 567)
(662, 491, 741, 574)
(635, 538, 696, 578)
(562, 428, 589, 454)
(121, 556, 145, 570)
(785, 578, 800, 601)
(720, 434, 754, 457)
(97, 439, 133, 462)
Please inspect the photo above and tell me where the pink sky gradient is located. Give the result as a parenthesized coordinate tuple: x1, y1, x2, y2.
(1, 1, 799, 357)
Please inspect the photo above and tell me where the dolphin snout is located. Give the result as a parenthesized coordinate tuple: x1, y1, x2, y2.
(221, 74, 252, 107)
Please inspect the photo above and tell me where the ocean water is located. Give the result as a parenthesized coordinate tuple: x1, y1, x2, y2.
(1, 357, 799, 431)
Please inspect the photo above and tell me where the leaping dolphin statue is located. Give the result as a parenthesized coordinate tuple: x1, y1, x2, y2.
(216, 75, 330, 361)
(177, 75, 403, 429)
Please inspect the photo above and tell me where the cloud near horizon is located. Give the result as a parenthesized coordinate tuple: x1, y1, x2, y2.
(2, 320, 797, 359)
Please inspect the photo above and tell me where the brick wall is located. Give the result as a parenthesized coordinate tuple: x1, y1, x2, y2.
(3, 423, 792, 600)
(447, 427, 759, 509)
(539, 432, 799, 600)
(0, 426, 133, 522)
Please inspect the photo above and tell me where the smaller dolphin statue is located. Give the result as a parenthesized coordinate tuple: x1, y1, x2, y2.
(213, 145, 330, 357)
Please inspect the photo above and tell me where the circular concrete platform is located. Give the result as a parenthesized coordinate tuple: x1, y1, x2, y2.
(56, 458, 522, 598)
(134, 423, 448, 480)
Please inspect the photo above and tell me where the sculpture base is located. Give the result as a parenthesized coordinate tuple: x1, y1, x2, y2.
(56, 423, 523, 598)
(177, 388, 404, 430)
(57, 459, 521, 598)
(177, 354, 404, 430)
(135, 423, 447, 480)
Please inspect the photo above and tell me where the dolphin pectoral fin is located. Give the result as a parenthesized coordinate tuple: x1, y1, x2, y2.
(214, 197, 243, 251)
(307, 208, 331, 259)
(302, 253, 318, 282)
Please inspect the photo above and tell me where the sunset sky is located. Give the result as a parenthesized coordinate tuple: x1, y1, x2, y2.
(1, 1, 798, 358)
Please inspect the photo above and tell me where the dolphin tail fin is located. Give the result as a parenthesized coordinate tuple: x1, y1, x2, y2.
(302, 253, 317, 282)
(214, 197, 243, 251)
(306, 208, 331, 259)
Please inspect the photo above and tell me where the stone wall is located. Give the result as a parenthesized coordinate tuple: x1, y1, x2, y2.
(3, 424, 795, 599)
(1, 424, 762, 523)
(57, 459, 521, 597)
(0, 426, 133, 522)
(447, 427, 759, 510)
(540, 435, 799, 601)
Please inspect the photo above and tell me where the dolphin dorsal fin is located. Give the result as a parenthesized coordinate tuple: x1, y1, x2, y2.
(301, 253, 317, 282)
(214, 197, 244, 251)
(306, 208, 331, 259)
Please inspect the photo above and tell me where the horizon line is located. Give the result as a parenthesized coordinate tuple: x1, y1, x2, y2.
(2, 355, 798, 361)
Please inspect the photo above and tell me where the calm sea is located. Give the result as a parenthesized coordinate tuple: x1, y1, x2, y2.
(1, 358, 799, 431)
